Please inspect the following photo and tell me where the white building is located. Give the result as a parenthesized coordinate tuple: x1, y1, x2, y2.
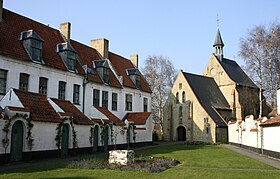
(0, 3, 152, 164)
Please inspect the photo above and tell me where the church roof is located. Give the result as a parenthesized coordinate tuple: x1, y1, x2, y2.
(217, 56, 258, 88)
(213, 29, 224, 47)
(183, 72, 229, 127)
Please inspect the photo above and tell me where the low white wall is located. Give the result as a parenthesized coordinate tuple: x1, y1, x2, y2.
(263, 126, 280, 153)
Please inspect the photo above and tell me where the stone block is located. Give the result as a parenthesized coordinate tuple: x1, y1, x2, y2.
(108, 150, 135, 165)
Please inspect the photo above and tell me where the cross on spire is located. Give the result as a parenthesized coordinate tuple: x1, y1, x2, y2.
(217, 14, 220, 28)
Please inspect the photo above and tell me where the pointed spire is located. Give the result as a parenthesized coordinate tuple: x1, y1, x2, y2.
(213, 29, 224, 61)
(213, 29, 224, 47)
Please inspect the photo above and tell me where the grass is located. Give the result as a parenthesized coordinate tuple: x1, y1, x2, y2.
(1, 144, 280, 178)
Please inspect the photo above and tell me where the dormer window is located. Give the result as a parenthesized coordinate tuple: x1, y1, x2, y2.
(93, 60, 110, 84)
(20, 30, 44, 63)
(56, 42, 77, 72)
(126, 68, 141, 89)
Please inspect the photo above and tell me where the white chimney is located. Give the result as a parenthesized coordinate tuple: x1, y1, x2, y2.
(91, 38, 109, 59)
(130, 54, 138, 68)
(0, 0, 3, 22)
(60, 22, 71, 40)
(277, 87, 280, 115)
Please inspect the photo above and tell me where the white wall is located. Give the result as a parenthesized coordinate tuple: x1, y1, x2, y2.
(263, 126, 280, 153)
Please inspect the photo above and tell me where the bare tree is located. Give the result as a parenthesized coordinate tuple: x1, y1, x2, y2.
(239, 25, 267, 117)
(142, 55, 176, 136)
(239, 22, 280, 115)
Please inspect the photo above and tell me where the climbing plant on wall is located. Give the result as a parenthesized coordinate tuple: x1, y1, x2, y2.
(55, 117, 78, 150)
(2, 113, 34, 153)
(100, 122, 113, 145)
(126, 123, 136, 149)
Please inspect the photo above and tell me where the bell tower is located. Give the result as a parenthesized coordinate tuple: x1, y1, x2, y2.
(213, 29, 224, 61)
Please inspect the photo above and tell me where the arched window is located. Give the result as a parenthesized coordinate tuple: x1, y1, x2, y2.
(179, 106, 182, 117)
(182, 91, 186, 103)
(176, 92, 179, 104)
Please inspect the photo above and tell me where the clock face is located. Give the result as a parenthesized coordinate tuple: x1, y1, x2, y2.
(210, 68, 217, 76)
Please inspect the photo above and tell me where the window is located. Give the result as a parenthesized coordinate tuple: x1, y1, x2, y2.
(0, 69, 7, 94)
(112, 93, 118, 111)
(204, 117, 209, 123)
(58, 81, 66, 100)
(31, 39, 43, 62)
(20, 30, 43, 63)
(176, 92, 179, 104)
(73, 84, 80, 104)
(182, 91, 186, 103)
(93, 89, 100, 107)
(179, 106, 182, 118)
(19, 73, 29, 91)
(103, 68, 109, 84)
(102, 91, 108, 109)
(135, 75, 141, 89)
(179, 83, 182, 90)
(125, 94, 132, 111)
(143, 98, 148, 112)
(66, 51, 76, 71)
(39, 77, 48, 95)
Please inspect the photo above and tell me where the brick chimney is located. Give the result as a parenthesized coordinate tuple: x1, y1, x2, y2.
(0, 0, 3, 22)
(130, 54, 138, 68)
(91, 38, 109, 59)
(60, 22, 71, 40)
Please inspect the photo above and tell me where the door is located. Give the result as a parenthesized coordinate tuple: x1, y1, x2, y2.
(93, 125, 99, 152)
(177, 126, 186, 141)
(10, 121, 24, 162)
(104, 126, 109, 152)
(61, 124, 69, 157)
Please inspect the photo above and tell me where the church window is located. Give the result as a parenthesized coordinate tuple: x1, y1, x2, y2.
(206, 127, 209, 134)
(176, 92, 179, 104)
(0, 69, 7, 95)
(39, 77, 48, 95)
(19, 73, 29, 91)
(182, 91, 186, 103)
(179, 83, 182, 90)
(204, 117, 209, 123)
(179, 106, 182, 117)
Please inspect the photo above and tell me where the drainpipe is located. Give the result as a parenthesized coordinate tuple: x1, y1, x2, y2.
(260, 126, 264, 154)
(82, 67, 89, 114)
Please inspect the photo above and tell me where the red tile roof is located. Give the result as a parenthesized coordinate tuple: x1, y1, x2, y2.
(51, 98, 93, 125)
(0, 9, 150, 91)
(7, 106, 30, 112)
(94, 107, 124, 126)
(260, 115, 280, 127)
(123, 112, 151, 125)
(13, 89, 62, 123)
(109, 52, 152, 93)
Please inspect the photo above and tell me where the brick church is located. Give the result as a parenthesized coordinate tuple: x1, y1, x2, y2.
(163, 29, 271, 143)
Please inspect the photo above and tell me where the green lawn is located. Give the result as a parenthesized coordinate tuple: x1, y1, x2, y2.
(1, 144, 280, 179)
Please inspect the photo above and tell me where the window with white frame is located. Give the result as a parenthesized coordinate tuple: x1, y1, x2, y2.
(39, 77, 48, 95)
(112, 92, 118, 111)
(0, 69, 7, 95)
(73, 84, 80, 104)
(102, 91, 108, 109)
(58, 81, 66, 100)
(93, 89, 100, 107)
(143, 97, 148, 112)
(19, 73, 29, 91)
(126, 94, 132, 111)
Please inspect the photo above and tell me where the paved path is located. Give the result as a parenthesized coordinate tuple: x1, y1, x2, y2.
(222, 144, 280, 170)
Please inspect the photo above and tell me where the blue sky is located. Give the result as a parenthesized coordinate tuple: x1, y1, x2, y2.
(4, 0, 280, 74)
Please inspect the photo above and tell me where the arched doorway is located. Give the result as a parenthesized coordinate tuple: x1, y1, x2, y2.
(10, 121, 24, 162)
(103, 126, 109, 152)
(177, 126, 186, 141)
(61, 124, 69, 157)
(93, 125, 99, 152)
